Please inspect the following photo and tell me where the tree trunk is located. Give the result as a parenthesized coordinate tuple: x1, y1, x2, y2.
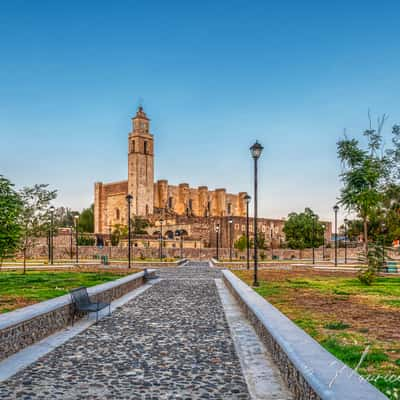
(363, 218, 368, 259)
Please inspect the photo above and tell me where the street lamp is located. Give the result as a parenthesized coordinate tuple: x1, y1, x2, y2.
(49, 206, 55, 265)
(270, 228, 274, 260)
(108, 226, 112, 259)
(333, 205, 339, 266)
(159, 218, 164, 261)
(312, 214, 316, 265)
(244, 194, 251, 270)
(344, 218, 348, 264)
(228, 217, 233, 262)
(216, 224, 220, 260)
(321, 224, 326, 261)
(69, 226, 73, 260)
(175, 230, 184, 259)
(126, 194, 133, 269)
(74, 215, 79, 264)
(250, 140, 264, 286)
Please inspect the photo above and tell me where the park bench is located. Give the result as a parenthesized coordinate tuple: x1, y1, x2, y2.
(70, 287, 111, 325)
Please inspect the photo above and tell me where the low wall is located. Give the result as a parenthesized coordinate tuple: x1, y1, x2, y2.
(222, 270, 387, 400)
(0, 270, 156, 362)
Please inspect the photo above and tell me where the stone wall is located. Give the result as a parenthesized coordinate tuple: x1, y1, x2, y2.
(222, 270, 387, 400)
(0, 270, 155, 361)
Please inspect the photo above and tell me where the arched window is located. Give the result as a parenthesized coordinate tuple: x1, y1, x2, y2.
(188, 199, 193, 210)
(168, 196, 173, 209)
(115, 208, 120, 220)
(131, 140, 135, 152)
(144, 140, 148, 154)
(145, 204, 149, 216)
(227, 203, 232, 215)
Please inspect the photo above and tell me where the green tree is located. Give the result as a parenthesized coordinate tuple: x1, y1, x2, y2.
(283, 208, 325, 250)
(234, 235, 248, 251)
(78, 204, 94, 233)
(19, 184, 57, 273)
(0, 176, 22, 266)
(337, 117, 390, 257)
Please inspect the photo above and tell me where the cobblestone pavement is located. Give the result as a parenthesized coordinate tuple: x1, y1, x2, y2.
(0, 264, 250, 399)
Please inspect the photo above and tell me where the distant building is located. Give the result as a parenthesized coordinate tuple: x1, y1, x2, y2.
(94, 106, 331, 248)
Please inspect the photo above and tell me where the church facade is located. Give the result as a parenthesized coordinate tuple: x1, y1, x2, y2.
(94, 106, 248, 234)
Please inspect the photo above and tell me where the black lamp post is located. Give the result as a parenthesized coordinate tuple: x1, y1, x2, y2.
(159, 218, 164, 261)
(216, 224, 220, 260)
(250, 140, 264, 287)
(270, 228, 274, 260)
(344, 218, 348, 264)
(228, 217, 233, 262)
(69, 226, 73, 260)
(244, 194, 251, 270)
(49, 205, 55, 265)
(126, 194, 133, 269)
(312, 214, 316, 265)
(321, 224, 326, 261)
(108, 226, 112, 259)
(74, 215, 79, 264)
(333, 205, 339, 266)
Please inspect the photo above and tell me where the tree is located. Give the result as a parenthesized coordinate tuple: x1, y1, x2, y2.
(337, 116, 390, 257)
(283, 208, 325, 250)
(0, 176, 22, 266)
(19, 184, 57, 273)
(132, 217, 149, 234)
(234, 235, 248, 251)
(78, 204, 94, 233)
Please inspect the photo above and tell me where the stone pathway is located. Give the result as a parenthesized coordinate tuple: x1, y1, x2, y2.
(0, 265, 250, 399)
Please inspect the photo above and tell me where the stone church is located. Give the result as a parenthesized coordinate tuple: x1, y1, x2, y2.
(94, 106, 248, 236)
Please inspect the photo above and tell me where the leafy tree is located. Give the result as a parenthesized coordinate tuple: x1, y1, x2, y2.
(111, 224, 128, 246)
(132, 217, 149, 234)
(283, 208, 325, 250)
(234, 235, 248, 251)
(78, 204, 94, 233)
(337, 116, 390, 257)
(19, 184, 57, 273)
(0, 176, 22, 266)
(53, 206, 78, 228)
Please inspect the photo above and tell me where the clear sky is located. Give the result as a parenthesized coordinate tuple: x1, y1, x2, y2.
(1, 0, 399, 224)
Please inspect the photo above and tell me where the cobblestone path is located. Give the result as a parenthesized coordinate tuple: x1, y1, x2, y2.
(0, 265, 250, 399)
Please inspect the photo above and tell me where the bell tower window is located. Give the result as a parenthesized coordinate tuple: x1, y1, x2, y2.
(144, 140, 148, 154)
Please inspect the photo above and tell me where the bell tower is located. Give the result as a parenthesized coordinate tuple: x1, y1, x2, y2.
(128, 106, 154, 216)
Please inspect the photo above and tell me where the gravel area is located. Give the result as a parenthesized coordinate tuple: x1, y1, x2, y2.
(0, 265, 249, 399)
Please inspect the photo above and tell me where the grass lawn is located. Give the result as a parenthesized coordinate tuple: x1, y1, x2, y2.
(234, 269, 400, 399)
(0, 269, 137, 313)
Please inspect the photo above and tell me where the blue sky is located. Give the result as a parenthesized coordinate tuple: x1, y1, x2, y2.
(1, 0, 399, 223)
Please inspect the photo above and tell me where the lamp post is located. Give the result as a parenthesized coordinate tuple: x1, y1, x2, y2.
(228, 217, 233, 262)
(126, 194, 133, 269)
(250, 141, 264, 287)
(321, 224, 326, 261)
(159, 218, 164, 261)
(108, 226, 112, 259)
(344, 218, 348, 264)
(244, 194, 251, 270)
(49, 206, 55, 265)
(216, 224, 220, 260)
(70, 226, 73, 260)
(270, 228, 274, 260)
(312, 214, 316, 265)
(74, 215, 79, 264)
(333, 205, 339, 266)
